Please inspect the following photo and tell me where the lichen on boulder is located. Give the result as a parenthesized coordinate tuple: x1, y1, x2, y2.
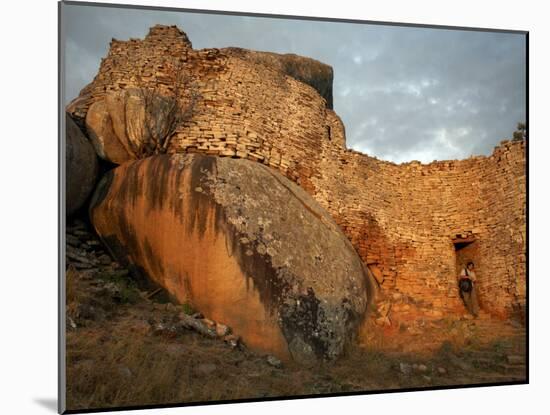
(90, 154, 371, 363)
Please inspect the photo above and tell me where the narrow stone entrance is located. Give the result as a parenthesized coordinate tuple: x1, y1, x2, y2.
(453, 234, 484, 312)
(452, 234, 478, 275)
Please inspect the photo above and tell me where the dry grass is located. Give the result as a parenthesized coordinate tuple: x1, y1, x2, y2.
(67, 325, 302, 410)
(65, 267, 301, 410)
(66, 265, 79, 318)
(65, 266, 526, 411)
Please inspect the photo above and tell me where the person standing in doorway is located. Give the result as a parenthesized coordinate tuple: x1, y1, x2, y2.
(458, 261, 480, 317)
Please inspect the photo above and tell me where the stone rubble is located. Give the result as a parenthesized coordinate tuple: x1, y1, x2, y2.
(65, 218, 248, 351)
(266, 355, 283, 368)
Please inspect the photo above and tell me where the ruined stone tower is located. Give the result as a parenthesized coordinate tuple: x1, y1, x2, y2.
(68, 24, 526, 328)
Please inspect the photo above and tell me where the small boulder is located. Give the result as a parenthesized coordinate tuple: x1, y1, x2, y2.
(416, 364, 428, 373)
(215, 323, 230, 337)
(85, 98, 133, 164)
(66, 113, 98, 215)
(399, 362, 412, 375)
(224, 334, 240, 349)
(266, 355, 283, 368)
(449, 354, 473, 371)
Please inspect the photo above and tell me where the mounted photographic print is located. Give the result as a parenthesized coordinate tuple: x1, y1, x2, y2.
(59, 1, 528, 413)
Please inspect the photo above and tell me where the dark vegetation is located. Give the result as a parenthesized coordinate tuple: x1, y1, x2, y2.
(133, 60, 200, 157)
(512, 122, 527, 141)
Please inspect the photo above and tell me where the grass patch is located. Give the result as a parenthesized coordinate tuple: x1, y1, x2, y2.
(96, 270, 141, 305)
(181, 302, 196, 316)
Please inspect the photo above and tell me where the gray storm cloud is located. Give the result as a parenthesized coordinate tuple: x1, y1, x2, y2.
(62, 4, 526, 163)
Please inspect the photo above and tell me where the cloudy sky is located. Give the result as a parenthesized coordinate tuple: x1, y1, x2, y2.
(62, 3, 526, 164)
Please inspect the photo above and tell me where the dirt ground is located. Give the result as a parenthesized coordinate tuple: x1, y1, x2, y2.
(64, 220, 526, 412)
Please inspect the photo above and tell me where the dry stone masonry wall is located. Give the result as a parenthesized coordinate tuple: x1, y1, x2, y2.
(68, 25, 526, 322)
(312, 138, 526, 321)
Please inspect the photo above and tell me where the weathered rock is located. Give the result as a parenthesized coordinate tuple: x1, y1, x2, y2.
(152, 322, 178, 339)
(399, 362, 412, 375)
(66, 234, 81, 247)
(67, 316, 77, 330)
(266, 355, 283, 368)
(215, 323, 230, 337)
(85, 88, 182, 164)
(224, 334, 240, 349)
(178, 314, 217, 338)
(85, 98, 132, 164)
(415, 363, 428, 373)
(66, 113, 98, 215)
(448, 354, 473, 371)
(98, 254, 112, 265)
(147, 24, 192, 48)
(201, 318, 216, 328)
(90, 154, 371, 363)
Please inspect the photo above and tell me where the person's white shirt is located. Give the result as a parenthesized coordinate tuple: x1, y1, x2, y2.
(459, 267, 476, 282)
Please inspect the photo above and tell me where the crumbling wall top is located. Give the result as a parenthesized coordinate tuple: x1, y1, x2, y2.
(145, 24, 193, 48)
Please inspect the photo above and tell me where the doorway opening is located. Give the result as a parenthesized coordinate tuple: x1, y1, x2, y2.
(452, 234, 478, 275)
(452, 234, 484, 312)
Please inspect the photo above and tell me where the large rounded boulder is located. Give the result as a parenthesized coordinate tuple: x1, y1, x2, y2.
(85, 88, 184, 164)
(66, 113, 98, 216)
(90, 154, 369, 363)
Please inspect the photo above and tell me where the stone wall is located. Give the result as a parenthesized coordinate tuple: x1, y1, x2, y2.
(312, 138, 526, 321)
(68, 25, 331, 184)
(67, 25, 526, 321)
